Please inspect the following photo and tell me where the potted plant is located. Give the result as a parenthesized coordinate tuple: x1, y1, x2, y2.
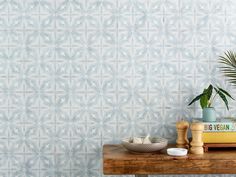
(188, 84, 234, 122)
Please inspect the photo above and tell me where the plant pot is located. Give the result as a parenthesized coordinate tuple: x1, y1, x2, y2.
(203, 107, 216, 122)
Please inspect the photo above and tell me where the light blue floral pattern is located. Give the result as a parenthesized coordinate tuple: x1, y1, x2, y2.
(0, 0, 236, 177)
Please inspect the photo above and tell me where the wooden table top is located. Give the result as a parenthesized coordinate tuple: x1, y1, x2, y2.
(103, 144, 236, 175)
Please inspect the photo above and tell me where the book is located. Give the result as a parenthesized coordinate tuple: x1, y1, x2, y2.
(192, 117, 236, 132)
(202, 132, 236, 143)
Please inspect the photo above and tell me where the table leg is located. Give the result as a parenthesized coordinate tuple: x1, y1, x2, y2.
(135, 175, 148, 177)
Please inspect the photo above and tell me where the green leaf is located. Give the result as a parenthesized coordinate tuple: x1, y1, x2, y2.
(219, 51, 236, 85)
(188, 93, 206, 106)
(206, 84, 213, 99)
(214, 88, 229, 110)
(200, 94, 208, 109)
(217, 86, 234, 100)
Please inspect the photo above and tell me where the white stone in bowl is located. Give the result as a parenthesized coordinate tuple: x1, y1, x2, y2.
(143, 135, 152, 144)
(133, 137, 143, 144)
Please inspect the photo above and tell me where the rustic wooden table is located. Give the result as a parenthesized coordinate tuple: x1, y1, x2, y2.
(103, 144, 236, 177)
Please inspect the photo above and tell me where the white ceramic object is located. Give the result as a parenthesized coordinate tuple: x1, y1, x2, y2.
(122, 137, 168, 153)
(143, 135, 152, 144)
(133, 137, 143, 144)
(167, 148, 188, 156)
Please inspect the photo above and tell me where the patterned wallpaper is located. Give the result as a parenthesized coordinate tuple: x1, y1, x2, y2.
(0, 0, 236, 176)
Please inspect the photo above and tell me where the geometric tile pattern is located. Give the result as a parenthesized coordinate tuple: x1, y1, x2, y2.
(0, 0, 236, 176)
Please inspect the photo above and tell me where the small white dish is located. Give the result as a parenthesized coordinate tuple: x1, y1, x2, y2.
(167, 148, 188, 156)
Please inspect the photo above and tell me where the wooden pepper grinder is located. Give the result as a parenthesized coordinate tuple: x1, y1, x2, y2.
(190, 122, 204, 154)
(176, 120, 189, 148)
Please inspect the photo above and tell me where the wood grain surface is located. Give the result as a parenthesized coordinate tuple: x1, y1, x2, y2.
(103, 144, 236, 175)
